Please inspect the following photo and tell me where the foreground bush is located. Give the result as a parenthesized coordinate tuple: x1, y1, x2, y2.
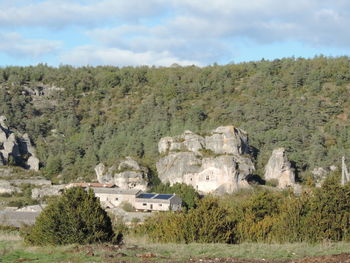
(137, 177, 350, 244)
(22, 187, 117, 246)
(137, 197, 236, 243)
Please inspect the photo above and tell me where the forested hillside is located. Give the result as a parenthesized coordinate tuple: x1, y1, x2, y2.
(0, 56, 349, 183)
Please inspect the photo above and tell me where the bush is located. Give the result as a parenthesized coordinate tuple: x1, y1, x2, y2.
(22, 187, 117, 246)
(235, 191, 282, 242)
(138, 196, 236, 243)
(303, 175, 350, 242)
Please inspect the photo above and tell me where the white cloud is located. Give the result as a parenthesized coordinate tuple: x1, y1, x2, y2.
(1, 0, 350, 65)
(59, 46, 200, 67)
(0, 0, 166, 28)
(0, 33, 61, 57)
(80, 0, 350, 66)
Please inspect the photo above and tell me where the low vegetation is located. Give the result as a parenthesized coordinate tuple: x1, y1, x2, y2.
(0, 56, 349, 184)
(2, 230, 350, 262)
(21, 187, 119, 246)
(136, 174, 350, 244)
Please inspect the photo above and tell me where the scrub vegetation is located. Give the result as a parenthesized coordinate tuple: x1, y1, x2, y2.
(0, 56, 349, 184)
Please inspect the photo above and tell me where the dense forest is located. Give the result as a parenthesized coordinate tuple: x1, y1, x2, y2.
(0, 56, 349, 183)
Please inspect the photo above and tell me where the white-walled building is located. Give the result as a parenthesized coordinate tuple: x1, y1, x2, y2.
(135, 193, 182, 211)
(92, 188, 141, 208)
(67, 183, 182, 212)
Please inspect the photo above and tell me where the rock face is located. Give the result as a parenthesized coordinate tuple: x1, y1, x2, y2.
(95, 157, 149, 191)
(264, 148, 295, 188)
(0, 116, 40, 171)
(0, 180, 19, 194)
(31, 185, 65, 200)
(156, 126, 255, 194)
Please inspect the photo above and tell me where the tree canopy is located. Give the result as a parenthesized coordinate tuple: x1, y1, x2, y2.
(22, 187, 117, 246)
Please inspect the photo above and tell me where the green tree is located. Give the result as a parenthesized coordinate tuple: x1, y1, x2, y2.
(22, 187, 117, 246)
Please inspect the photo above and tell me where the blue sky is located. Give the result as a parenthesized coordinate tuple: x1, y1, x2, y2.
(0, 0, 350, 67)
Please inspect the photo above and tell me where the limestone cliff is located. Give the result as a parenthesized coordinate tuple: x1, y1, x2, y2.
(264, 148, 295, 188)
(95, 157, 149, 191)
(156, 126, 255, 194)
(0, 116, 40, 171)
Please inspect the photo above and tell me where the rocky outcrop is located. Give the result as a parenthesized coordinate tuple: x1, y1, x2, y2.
(0, 116, 40, 171)
(95, 157, 149, 191)
(264, 148, 295, 188)
(31, 185, 65, 200)
(156, 126, 255, 194)
(0, 180, 20, 194)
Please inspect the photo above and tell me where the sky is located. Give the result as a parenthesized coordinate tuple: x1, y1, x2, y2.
(0, 0, 350, 67)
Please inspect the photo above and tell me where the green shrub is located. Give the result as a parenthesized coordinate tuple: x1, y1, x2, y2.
(303, 175, 350, 242)
(185, 196, 236, 243)
(21, 187, 117, 246)
(138, 196, 236, 244)
(235, 191, 282, 242)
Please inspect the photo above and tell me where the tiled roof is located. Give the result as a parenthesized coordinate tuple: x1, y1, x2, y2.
(92, 187, 142, 195)
(66, 182, 115, 188)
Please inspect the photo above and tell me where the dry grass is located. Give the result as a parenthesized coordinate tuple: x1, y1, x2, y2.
(1, 231, 350, 262)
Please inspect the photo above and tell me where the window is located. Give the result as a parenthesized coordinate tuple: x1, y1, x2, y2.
(115, 198, 119, 201)
(206, 175, 210, 181)
(142, 203, 147, 206)
(159, 204, 162, 207)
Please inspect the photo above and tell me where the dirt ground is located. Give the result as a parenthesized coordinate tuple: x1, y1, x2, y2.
(184, 254, 350, 263)
(67, 244, 350, 263)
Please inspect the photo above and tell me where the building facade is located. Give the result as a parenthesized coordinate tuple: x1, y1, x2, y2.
(135, 193, 182, 211)
(92, 188, 141, 208)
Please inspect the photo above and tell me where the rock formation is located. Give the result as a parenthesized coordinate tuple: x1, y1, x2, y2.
(0, 116, 40, 171)
(95, 157, 149, 191)
(156, 126, 255, 194)
(0, 180, 19, 194)
(31, 185, 65, 200)
(264, 148, 295, 188)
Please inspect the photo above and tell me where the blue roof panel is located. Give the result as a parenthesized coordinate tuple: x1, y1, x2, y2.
(137, 193, 156, 199)
(153, 194, 173, 200)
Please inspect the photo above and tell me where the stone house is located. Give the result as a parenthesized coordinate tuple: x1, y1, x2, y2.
(92, 188, 141, 208)
(69, 183, 183, 212)
(134, 193, 182, 211)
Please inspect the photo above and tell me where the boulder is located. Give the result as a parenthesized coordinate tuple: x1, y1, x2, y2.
(95, 157, 149, 191)
(312, 167, 329, 187)
(0, 116, 40, 170)
(27, 156, 40, 171)
(114, 171, 148, 191)
(0, 115, 8, 131)
(205, 126, 250, 155)
(156, 152, 202, 184)
(264, 148, 295, 188)
(156, 126, 255, 194)
(158, 130, 205, 155)
(183, 155, 254, 194)
(95, 163, 111, 184)
(31, 185, 65, 200)
(0, 180, 19, 194)
(118, 157, 141, 171)
(0, 129, 7, 143)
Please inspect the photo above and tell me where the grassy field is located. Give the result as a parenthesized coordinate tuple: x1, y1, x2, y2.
(1, 231, 350, 263)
